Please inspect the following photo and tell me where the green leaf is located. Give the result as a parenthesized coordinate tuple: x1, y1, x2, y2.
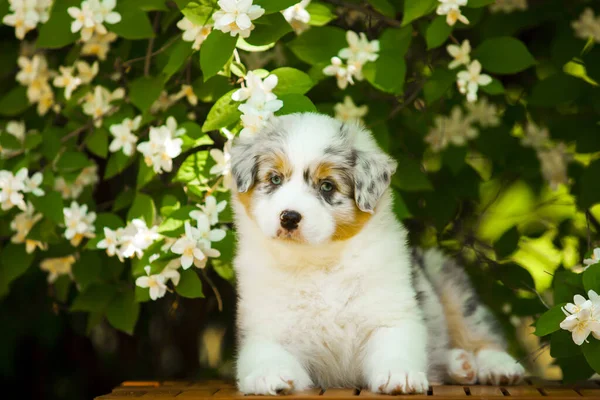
(364, 57, 406, 94)
(56, 151, 91, 172)
(36, 0, 79, 48)
(104, 151, 135, 179)
(71, 284, 118, 312)
(271, 68, 314, 96)
(480, 78, 504, 95)
(24, 133, 43, 151)
(72, 252, 103, 290)
(494, 263, 534, 291)
(275, 94, 317, 115)
(402, 0, 437, 26)
(529, 73, 585, 107)
(0, 132, 22, 150)
(181, 0, 216, 25)
(582, 339, 600, 374)
(583, 264, 600, 293)
(0, 86, 29, 117)
(392, 189, 411, 220)
(30, 191, 65, 224)
(495, 227, 520, 259)
(195, 75, 233, 103)
(245, 13, 292, 46)
(175, 269, 205, 298)
(0, 243, 35, 286)
(426, 16, 453, 49)
(554, 268, 584, 305)
(380, 26, 413, 58)
(85, 128, 109, 159)
(106, 288, 140, 335)
(534, 304, 567, 336)
(136, 159, 156, 189)
(53, 275, 72, 303)
(550, 330, 582, 359)
(129, 76, 164, 113)
(474, 37, 536, 74)
(556, 355, 595, 383)
(133, 0, 168, 11)
(113, 189, 136, 212)
(424, 68, 455, 104)
(135, 285, 151, 302)
(111, 4, 155, 39)
(200, 30, 237, 81)
(202, 90, 241, 132)
(368, 0, 396, 17)
(392, 155, 433, 191)
(127, 193, 156, 225)
(579, 159, 600, 209)
(306, 2, 336, 26)
(175, 150, 210, 185)
(467, 0, 495, 7)
(163, 39, 194, 79)
(254, 0, 297, 14)
(288, 26, 347, 65)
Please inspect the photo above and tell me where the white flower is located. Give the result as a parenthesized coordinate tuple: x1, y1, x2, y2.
(436, 0, 469, 26)
(75, 60, 99, 84)
(81, 32, 117, 60)
(10, 202, 46, 254)
(22, 171, 44, 196)
(212, 0, 265, 38)
(40, 255, 76, 284)
(53, 66, 82, 100)
(118, 219, 160, 260)
(560, 291, 600, 345)
(447, 40, 471, 70)
(165, 116, 186, 138)
(68, 0, 121, 42)
(150, 90, 175, 114)
(239, 112, 268, 138)
(195, 213, 226, 250)
(490, 0, 527, 14)
(16, 54, 47, 86)
(425, 106, 478, 152)
(63, 201, 96, 246)
(173, 84, 199, 106)
(334, 96, 368, 123)
(191, 195, 228, 226)
(136, 124, 183, 174)
(232, 71, 278, 102)
(521, 122, 550, 149)
(465, 97, 500, 128)
(456, 60, 492, 102)
(2, 0, 49, 40)
(538, 143, 571, 190)
(584, 248, 600, 270)
(0, 168, 27, 211)
(338, 30, 380, 65)
(177, 17, 213, 50)
(160, 266, 181, 286)
(238, 91, 283, 118)
(97, 227, 120, 257)
(76, 164, 99, 187)
(5, 120, 26, 141)
(282, 0, 311, 34)
(82, 86, 121, 127)
(54, 177, 84, 200)
(209, 139, 233, 188)
(323, 57, 356, 90)
(109, 117, 140, 156)
(97, 0, 122, 25)
(572, 8, 600, 43)
(171, 221, 211, 269)
(136, 266, 168, 301)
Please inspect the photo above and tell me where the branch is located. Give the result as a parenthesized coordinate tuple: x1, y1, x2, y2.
(122, 34, 182, 68)
(321, 0, 402, 27)
(201, 268, 223, 312)
(144, 13, 162, 76)
(388, 80, 426, 117)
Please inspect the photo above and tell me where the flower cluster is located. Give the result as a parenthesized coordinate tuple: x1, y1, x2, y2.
(137, 117, 185, 174)
(2, 0, 52, 39)
(177, 17, 213, 50)
(0, 121, 27, 157)
(109, 116, 142, 156)
(334, 96, 368, 124)
(81, 85, 124, 127)
(425, 98, 499, 152)
(212, 0, 264, 38)
(446, 40, 492, 102)
(40, 255, 77, 284)
(135, 264, 180, 301)
(584, 248, 600, 271)
(436, 0, 469, 26)
(16, 54, 55, 115)
(0, 168, 44, 211)
(232, 71, 283, 138)
(67, 0, 121, 42)
(11, 202, 47, 253)
(282, 0, 311, 34)
(98, 219, 161, 261)
(560, 290, 600, 346)
(323, 31, 380, 90)
(520, 122, 571, 190)
(572, 8, 600, 44)
(489, 0, 527, 14)
(63, 201, 96, 246)
(54, 164, 99, 200)
(209, 129, 234, 190)
(52, 61, 98, 100)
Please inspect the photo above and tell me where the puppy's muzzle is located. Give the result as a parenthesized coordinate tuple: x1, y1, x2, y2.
(280, 210, 302, 231)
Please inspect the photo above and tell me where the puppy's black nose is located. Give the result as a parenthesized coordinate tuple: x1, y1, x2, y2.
(280, 210, 302, 230)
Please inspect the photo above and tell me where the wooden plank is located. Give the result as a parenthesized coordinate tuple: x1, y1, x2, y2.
(578, 388, 600, 397)
(502, 386, 542, 397)
(539, 388, 582, 397)
(212, 388, 243, 398)
(121, 382, 161, 388)
(176, 389, 220, 399)
(468, 386, 504, 397)
(321, 388, 358, 397)
(110, 389, 148, 397)
(431, 386, 467, 396)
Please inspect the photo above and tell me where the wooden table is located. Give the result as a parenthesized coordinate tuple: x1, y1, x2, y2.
(95, 379, 600, 399)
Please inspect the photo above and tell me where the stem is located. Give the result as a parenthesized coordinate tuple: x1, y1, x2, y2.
(122, 34, 182, 68)
(201, 268, 223, 312)
(144, 13, 162, 77)
(321, 0, 402, 27)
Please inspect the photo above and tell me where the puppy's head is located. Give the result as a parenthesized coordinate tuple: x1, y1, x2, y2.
(230, 113, 397, 245)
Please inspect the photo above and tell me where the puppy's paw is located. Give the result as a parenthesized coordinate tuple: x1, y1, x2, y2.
(476, 349, 525, 386)
(239, 367, 312, 395)
(447, 349, 477, 385)
(370, 371, 429, 394)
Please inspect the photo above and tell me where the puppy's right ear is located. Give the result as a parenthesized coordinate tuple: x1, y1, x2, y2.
(230, 135, 259, 193)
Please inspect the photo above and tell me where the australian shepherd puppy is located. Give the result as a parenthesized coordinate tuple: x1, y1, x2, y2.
(229, 113, 525, 395)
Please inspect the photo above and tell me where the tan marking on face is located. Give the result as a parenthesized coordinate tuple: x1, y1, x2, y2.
(332, 205, 372, 241)
(258, 151, 293, 182)
(236, 187, 255, 219)
(439, 290, 503, 353)
(311, 161, 353, 197)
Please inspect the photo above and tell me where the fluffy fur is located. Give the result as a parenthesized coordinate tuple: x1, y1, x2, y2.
(230, 113, 525, 395)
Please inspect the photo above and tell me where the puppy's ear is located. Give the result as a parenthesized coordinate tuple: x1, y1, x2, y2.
(230, 135, 260, 193)
(348, 124, 398, 213)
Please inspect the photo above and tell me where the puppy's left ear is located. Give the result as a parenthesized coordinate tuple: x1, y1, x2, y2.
(350, 124, 398, 213)
(230, 135, 259, 193)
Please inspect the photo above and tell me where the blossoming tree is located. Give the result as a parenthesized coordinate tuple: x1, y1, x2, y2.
(1, 0, 600, 381)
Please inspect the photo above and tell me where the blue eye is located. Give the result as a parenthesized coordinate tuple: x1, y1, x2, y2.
(271, 175, 282, 185)
(320, 181, 334, 192)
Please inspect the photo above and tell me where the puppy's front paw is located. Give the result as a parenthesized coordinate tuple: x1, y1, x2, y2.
(447, 349, 477, 385)
(476, 349, 525, 386)
(370, 371, 429, 394)
(239, 367, 312, 395)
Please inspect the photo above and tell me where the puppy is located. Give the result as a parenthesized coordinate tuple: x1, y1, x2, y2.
(229, 113, 525, 395)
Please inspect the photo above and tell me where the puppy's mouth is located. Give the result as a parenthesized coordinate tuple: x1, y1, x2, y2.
(275, 228, 304, 242)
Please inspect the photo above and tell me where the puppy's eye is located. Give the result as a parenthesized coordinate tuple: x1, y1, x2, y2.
(320, 181, 334, 192)
(270, 175, 282, 185)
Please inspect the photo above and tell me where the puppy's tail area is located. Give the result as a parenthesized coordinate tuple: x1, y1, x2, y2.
(415, 248, 507, 353)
